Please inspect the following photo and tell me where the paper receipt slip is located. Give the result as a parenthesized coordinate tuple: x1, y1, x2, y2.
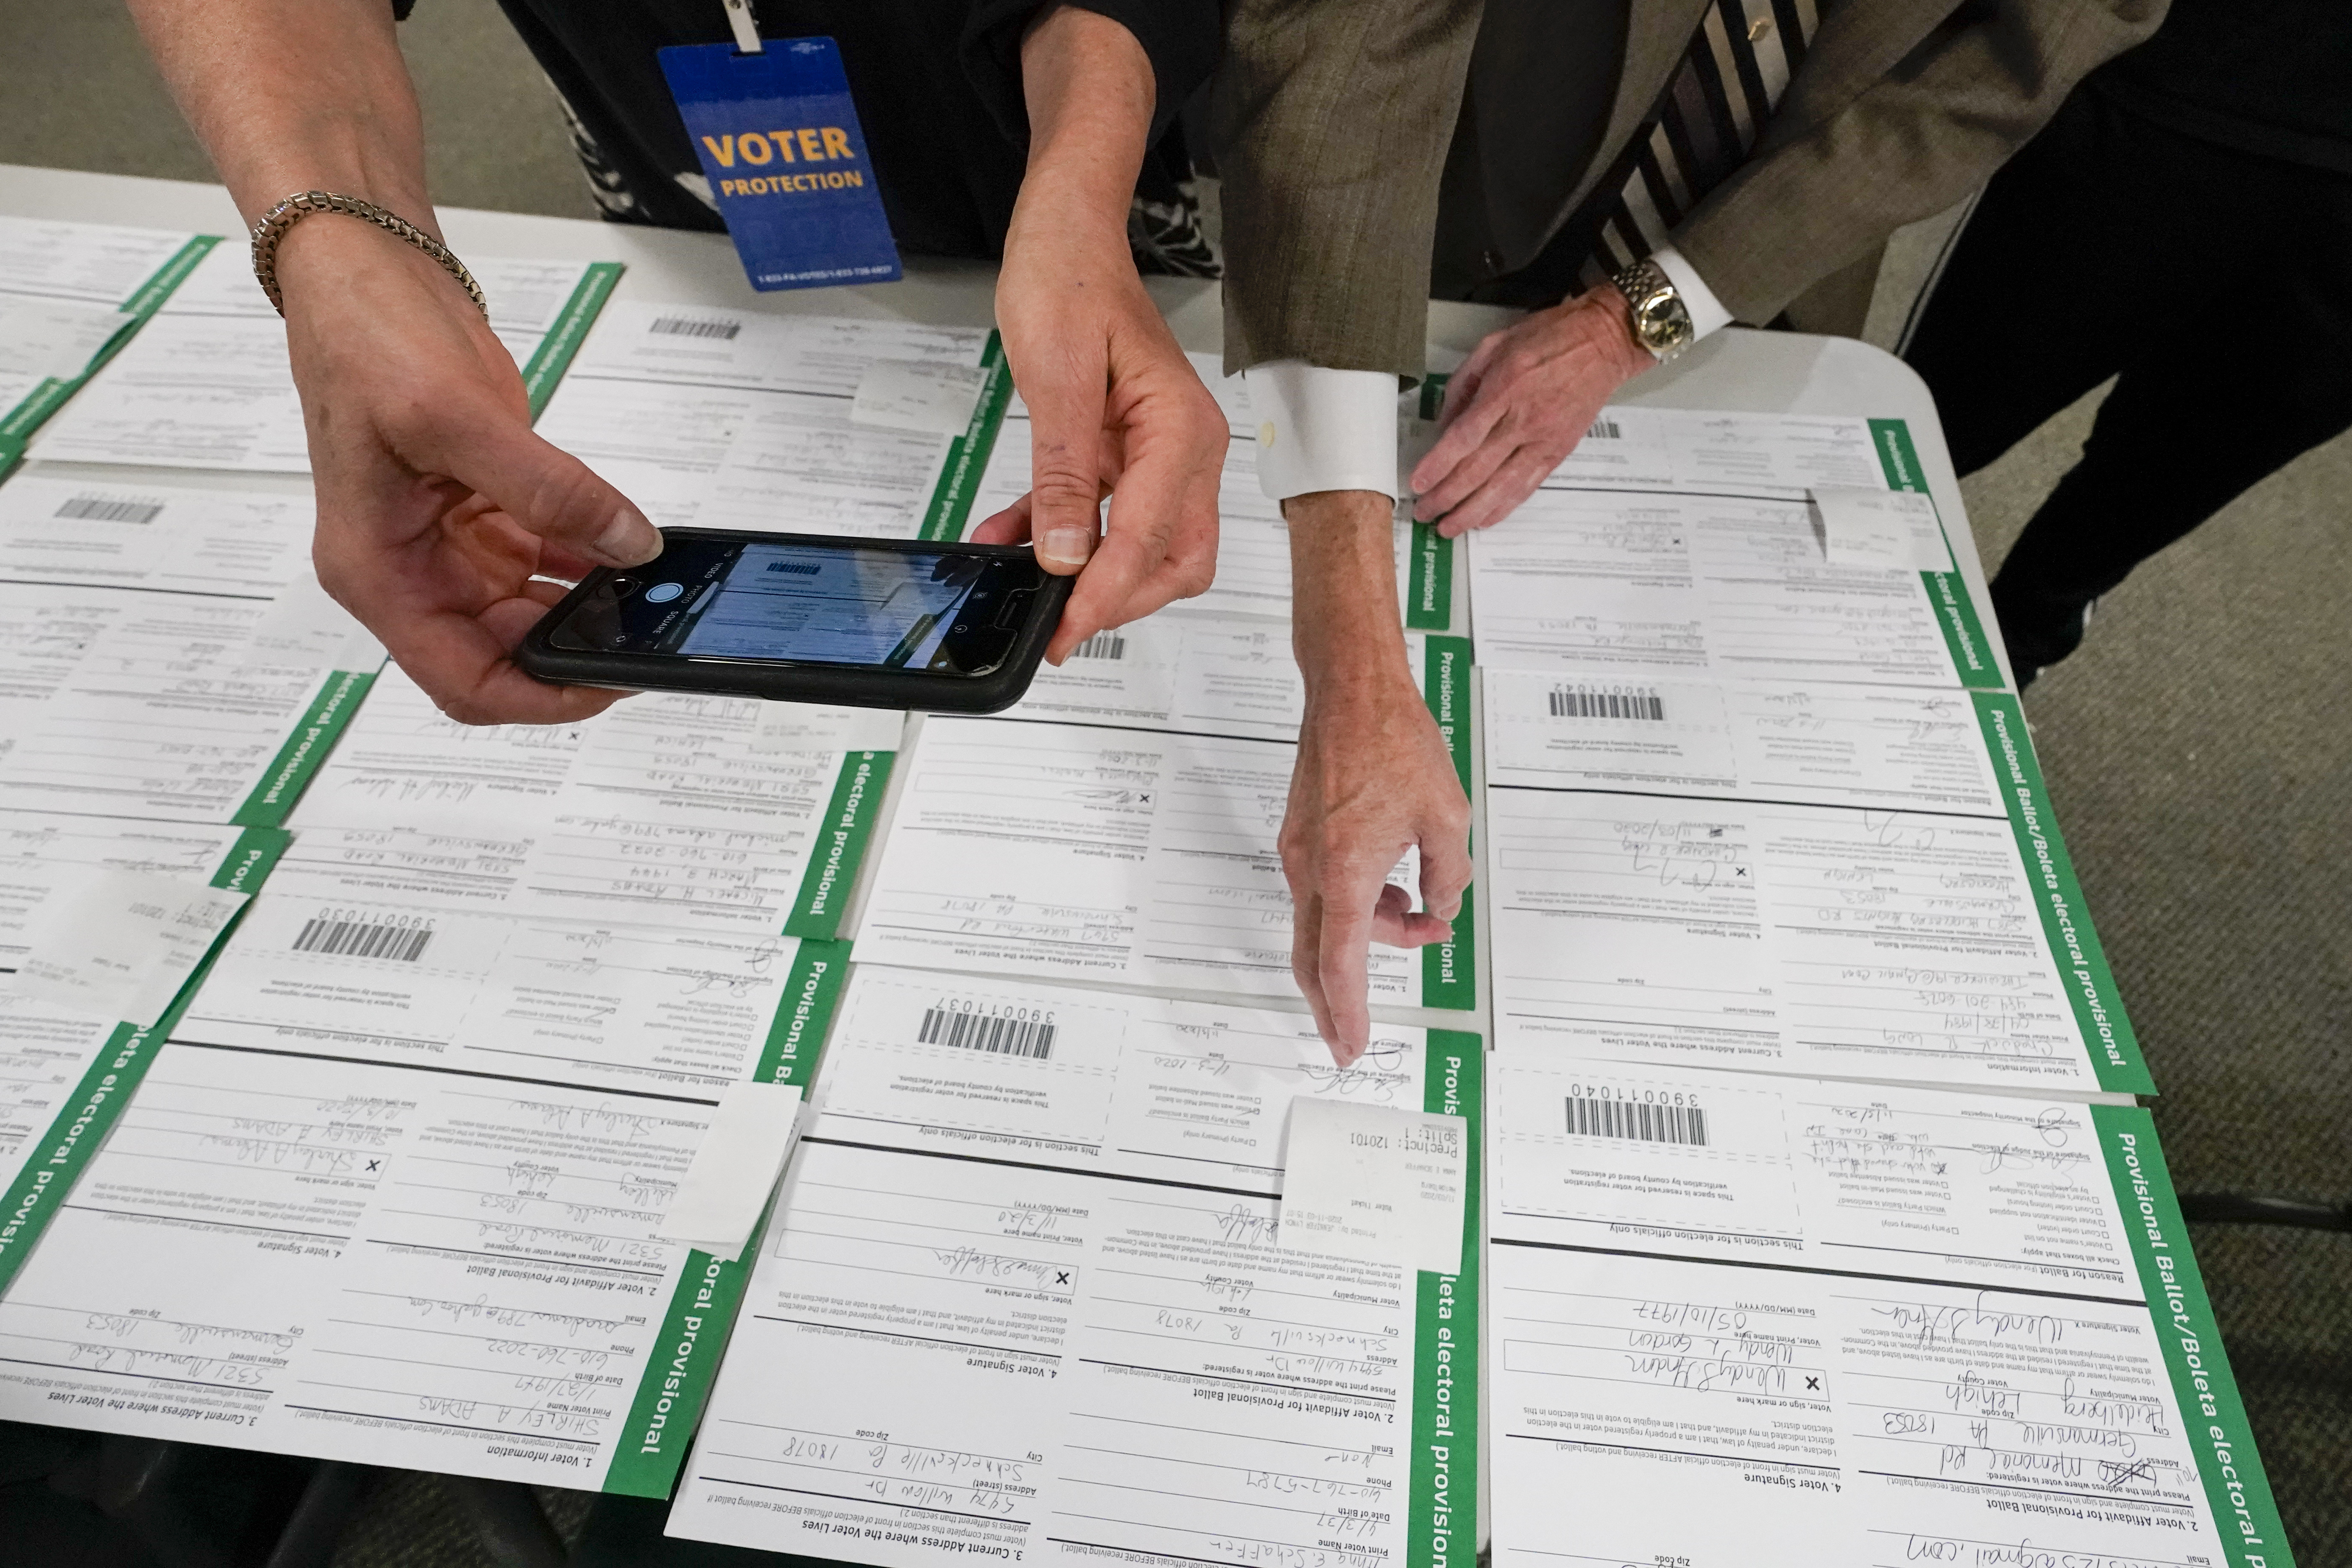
(0, 297, 131, 382)
(1810, 485, 1954, 571)
(1280, 1097, 1467, 1275)
(15, 869, 248, 1027)
(851, 358, 988, 437)
(657, 1079, 805, 1263)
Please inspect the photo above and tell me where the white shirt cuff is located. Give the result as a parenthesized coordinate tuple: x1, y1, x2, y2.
(1245, 360, 1399, 502)
(1648, 246, 1734, 342)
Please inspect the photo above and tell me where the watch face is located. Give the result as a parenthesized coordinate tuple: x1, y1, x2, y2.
(1636, 293, 1692, 349)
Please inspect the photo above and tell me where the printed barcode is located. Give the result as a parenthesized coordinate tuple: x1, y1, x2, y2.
(1565, 1094, 1708, 1146)
(292, 917, 434, 962)
(764, 561, 820, 576)
(648, 316, 742, 340)
(1069, 631, 1126, 661)
(1587, 418, 1623, 440)
(55, 495, 163, 525)
(919, 1006, 1056, 1060)
(1548, 686, 1666, 721)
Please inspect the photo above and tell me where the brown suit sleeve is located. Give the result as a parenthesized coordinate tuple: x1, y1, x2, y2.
(1676, 0, 2168, 326)
(1211, 0, 1486, 380)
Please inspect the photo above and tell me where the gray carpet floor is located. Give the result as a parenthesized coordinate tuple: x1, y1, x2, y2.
(3, 0, 2346, 1561)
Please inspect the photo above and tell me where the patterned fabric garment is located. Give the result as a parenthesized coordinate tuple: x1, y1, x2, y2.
(1569, 0, 1822, 288)
(1128, 188, 1221, 279)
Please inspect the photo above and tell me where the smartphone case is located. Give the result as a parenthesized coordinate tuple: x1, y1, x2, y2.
(515, 533, 1074, 714)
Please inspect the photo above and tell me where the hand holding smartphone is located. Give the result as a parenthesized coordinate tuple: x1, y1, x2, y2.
(517, 529, 1073, 713)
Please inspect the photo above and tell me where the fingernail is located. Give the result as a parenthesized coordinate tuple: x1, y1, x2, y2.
(1040, 527, 1096, 567)
(593, 506, 662, 567)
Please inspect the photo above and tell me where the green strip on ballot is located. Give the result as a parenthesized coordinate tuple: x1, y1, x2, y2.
(1406, 524, 1453, 632)
(231, 667, 378, 828)
(2093, 1106, 2295, 1567)
(917, 330, 1013, 541)
(1420, 636, 1476, 1010)
(1409, 1030, 1481, 1568)
(1973, 689, 2151, 1094)
(604, 1236, 762, 1497)
(752, 939, 851, 1088)
(0, 233, 222, 474)
(1869, 417, 2002, 689)
(522, 261, 625, 419)
(782, 750, 895, 940)
(1406, 374, 1454, 631)
(609, 939, 850, 1496)
(0, 826, 288, 1293)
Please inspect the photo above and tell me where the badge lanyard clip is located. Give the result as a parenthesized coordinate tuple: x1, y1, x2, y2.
(722, 0, 762, 54)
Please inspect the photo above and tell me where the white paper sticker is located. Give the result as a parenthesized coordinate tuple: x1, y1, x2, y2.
(1398, 411, 1440, 500)
(239, 571, 386, 670)
(0, 297, 133, 381)
(750, 701, 907, 755)
(657, 1078, 804, 1262)
(15, 868, 249, 1026)
(1811, 485, 1953, 571)
(1280, 1098, 1467, 1275)
(851, 358, 988, 437)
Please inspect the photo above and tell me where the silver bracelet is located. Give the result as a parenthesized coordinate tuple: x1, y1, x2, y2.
(248, 190, 488, 320)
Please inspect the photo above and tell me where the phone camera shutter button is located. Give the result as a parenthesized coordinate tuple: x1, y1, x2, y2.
(644, 582, 685, 603)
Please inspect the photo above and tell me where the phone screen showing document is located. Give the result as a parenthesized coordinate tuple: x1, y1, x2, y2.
(555, 535, 1038, 673)
(666, 543, 980, 668)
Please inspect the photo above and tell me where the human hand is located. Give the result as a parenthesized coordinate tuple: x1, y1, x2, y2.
(965, 4, 1226, 664)
(278, 218, 663, 724)
(1283, 681, 1471, 1064)
(1407, 283, 1655, 536)
(1281, 491, 1472, 1064)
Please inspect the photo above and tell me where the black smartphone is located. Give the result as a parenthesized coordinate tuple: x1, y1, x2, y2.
(516, 529, 1072, 713)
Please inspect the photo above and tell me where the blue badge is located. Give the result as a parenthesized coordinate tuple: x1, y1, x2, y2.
(659, 36, 902, 291)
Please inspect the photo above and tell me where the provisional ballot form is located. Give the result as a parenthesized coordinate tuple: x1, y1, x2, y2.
(0, 1038, 803, 1492)
(29, 248, 621, 472)
(1466, 411, 2003, 690)
(667, 967, 1482, 1568)
(857, 636, 1476, 1012)
(0, 813, 281, 1194)
(0, 215, 211, 463)
(1484, 682, 2150, 1094)
(1487, 1054, 2289, 1568)
(533, 304, 1011, 542)
(287, 669, 901, 940)
(0, 482, 385, 827)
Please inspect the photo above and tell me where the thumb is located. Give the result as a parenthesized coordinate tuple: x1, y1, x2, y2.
(435, 400, 662, 569)
(1021, 365, 1108, 578)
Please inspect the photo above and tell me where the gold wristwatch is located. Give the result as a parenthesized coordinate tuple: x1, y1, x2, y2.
(1612, 257, 1695, 362)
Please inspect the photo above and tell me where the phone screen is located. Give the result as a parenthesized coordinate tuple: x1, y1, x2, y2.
(549, 536, 1040, 675)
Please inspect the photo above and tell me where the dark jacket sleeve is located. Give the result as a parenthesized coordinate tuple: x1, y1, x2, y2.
(962, 0, 1221, 148)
